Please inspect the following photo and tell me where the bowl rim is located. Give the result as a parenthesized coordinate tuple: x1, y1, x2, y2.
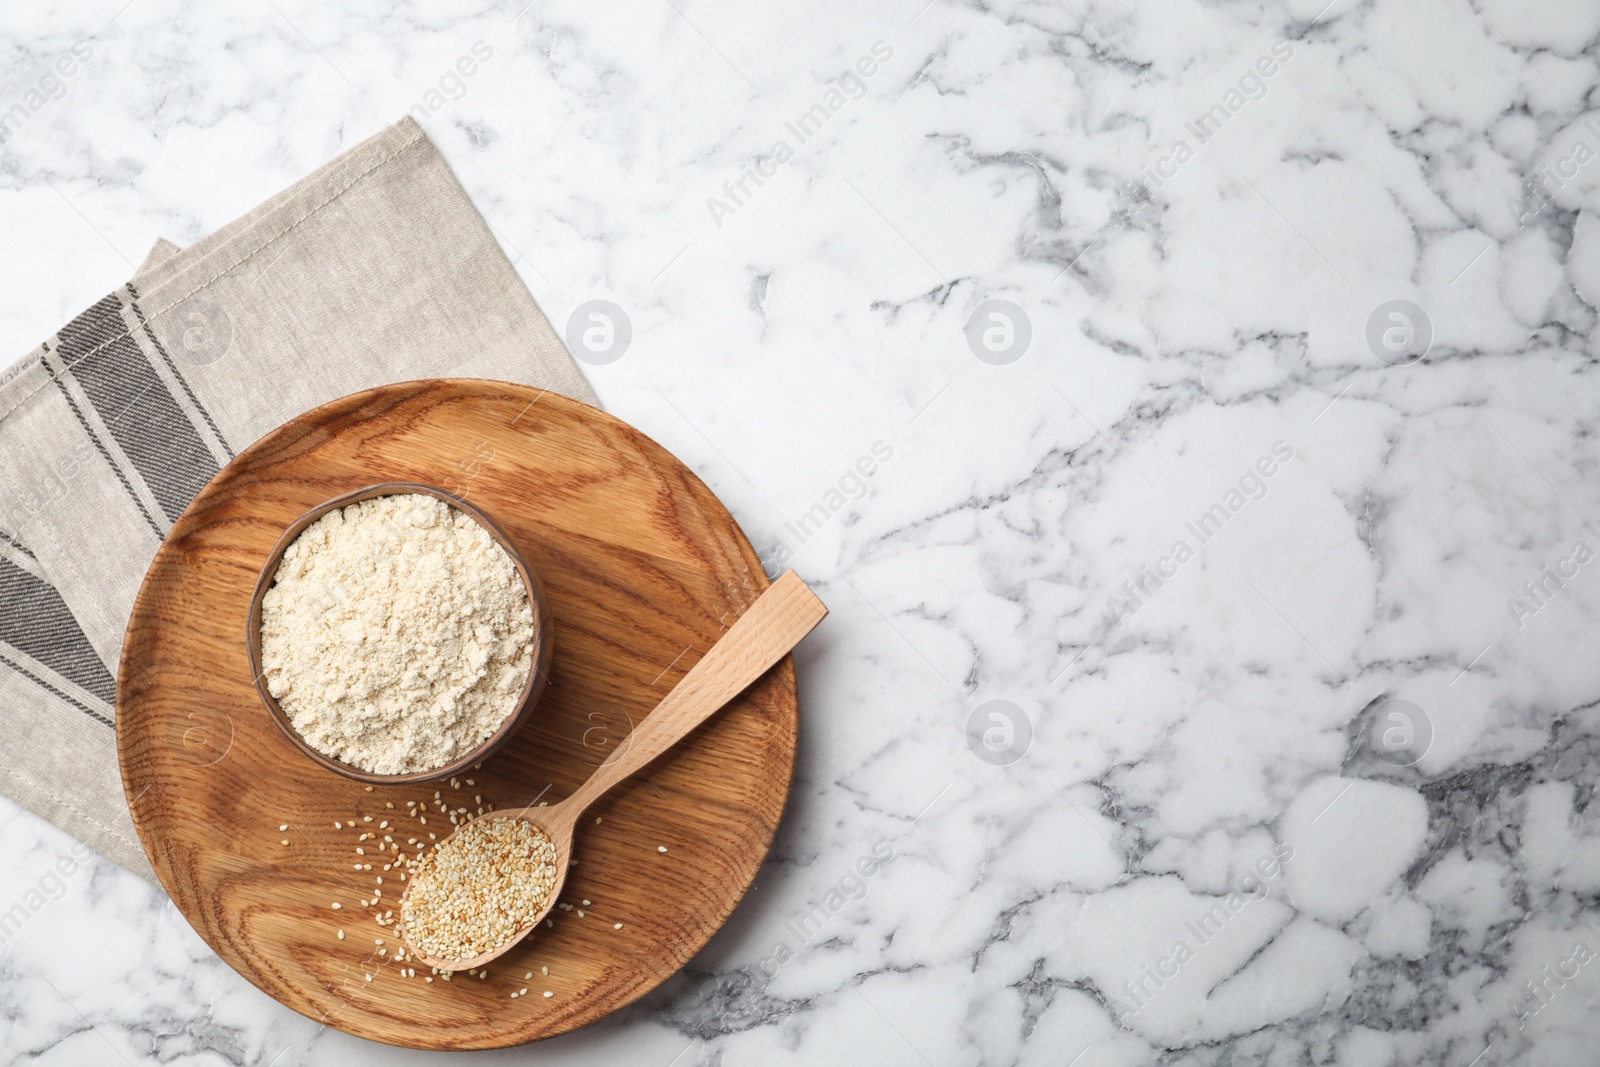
(244, 481, 553, 786)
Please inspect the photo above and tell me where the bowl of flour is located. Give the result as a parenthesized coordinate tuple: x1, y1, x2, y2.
(246, 483, 552, 783)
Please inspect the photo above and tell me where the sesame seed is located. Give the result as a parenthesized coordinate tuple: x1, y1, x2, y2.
(658, 846, 668, 853)
(519, 987, 528, 995)
(365, 786, 373, 792)
(400, 817, 559, 962)
(278, 824, 288, 831)
(334, 821, 342, 829)
(525, 971, 533, 979)
(338, 930, 345, 939)
(281, 840, 290, 846)
(364, 816, 373, 822)
(543, 990, 553, 998)
(332, 902, 341, 910)
(582, 900, 590, 906)
(541, 966, 548, 975)
(614, 923, 623, 929)
(595, 817, 602, 824)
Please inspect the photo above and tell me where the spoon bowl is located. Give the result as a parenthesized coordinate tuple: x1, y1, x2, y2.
(403, 806, 577, 972)
(398, 571, 827, 971)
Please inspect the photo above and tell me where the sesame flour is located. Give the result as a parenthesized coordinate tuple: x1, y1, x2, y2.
(259, 493, 535, 775)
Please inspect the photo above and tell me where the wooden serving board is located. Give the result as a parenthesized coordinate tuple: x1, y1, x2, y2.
(115, 380, 796, 1050)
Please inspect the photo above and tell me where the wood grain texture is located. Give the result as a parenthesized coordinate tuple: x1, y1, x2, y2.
(115, 379, 797, 1050)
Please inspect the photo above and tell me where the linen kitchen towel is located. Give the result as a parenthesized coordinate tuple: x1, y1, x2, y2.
(0, 118, 595, 882)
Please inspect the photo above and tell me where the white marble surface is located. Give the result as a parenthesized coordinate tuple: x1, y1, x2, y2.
(4, 0, 1600, 1063)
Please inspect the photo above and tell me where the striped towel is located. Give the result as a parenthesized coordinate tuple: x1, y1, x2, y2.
(0, 118, 594, 881)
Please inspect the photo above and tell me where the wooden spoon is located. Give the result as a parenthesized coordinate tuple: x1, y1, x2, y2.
(398, 570, 828, 971)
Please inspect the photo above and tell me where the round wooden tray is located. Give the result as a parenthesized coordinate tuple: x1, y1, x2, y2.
(115, 379, 795, 1050)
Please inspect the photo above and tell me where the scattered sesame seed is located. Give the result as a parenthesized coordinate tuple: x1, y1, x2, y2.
(365, 786, 373, 792)
(543, 990, 553, 998)
(614, 923, 623, 929)
(278, 824, 288, 831)
(658, 846, 668, 853)
(281, 839, 290, 846)
(595, 817, 602, 825)
(525, 971, 533, 980)
(541, 966, 548, 975)
(337, 930, 345, 939)
(331, 902, 341, 910)
(364, 816, 373, 822)
(334, 821, 342, 829)
(582, 899, 590, 906)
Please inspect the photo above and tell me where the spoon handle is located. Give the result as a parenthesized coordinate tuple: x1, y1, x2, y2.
(560, 571, 827, 817)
